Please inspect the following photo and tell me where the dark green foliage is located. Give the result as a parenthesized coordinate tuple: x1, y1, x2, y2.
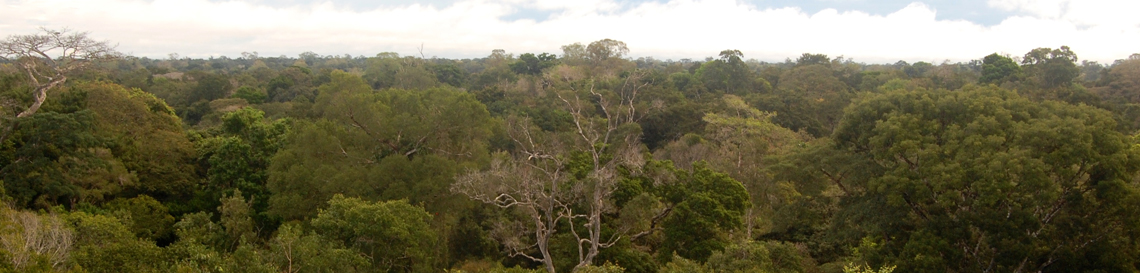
(188, 71, 232, 103)
(658, 161, 751, 262)
(696, 50, 762, 95)
(1, 111, 100, 207)
(103, 195, 176, 241)
(195, 107, 287, 221)
(510, 53, 558, 75)
(979, 53, 1022, 85)
(430, 62, 468, 87)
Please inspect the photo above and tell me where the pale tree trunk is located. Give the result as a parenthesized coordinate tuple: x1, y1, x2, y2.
(17, 76, 66, 118)
(0, 28, 117, 144)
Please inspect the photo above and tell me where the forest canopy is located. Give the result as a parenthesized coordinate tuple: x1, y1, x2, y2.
(2, 28, 1140, 273)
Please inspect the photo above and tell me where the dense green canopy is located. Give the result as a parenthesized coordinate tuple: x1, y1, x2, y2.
(1, 33, 1138, 273)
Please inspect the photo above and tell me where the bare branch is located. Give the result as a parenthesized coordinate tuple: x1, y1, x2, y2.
(0, 28, 119, 134)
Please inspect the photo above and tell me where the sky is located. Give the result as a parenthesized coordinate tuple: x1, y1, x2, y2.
(1, 0, 1138, 63)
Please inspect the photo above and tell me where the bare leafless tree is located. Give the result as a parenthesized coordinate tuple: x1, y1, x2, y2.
(555, 72, 649, 270)
(0, 207, 74, 271)
(453, 68, 654, 272)
(0, 27, 119, 142)
(452, 116, 573, 273)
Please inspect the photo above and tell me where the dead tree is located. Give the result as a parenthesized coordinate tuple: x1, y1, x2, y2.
(453, 69, 654, 272)
(452, 116, 572, 273)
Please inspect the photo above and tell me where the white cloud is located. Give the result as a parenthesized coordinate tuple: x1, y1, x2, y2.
(1, 0, 1136, 63)
(988, 0, 1140, 27)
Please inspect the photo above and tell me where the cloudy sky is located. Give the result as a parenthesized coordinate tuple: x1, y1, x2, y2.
(1, 0, 1137, 63)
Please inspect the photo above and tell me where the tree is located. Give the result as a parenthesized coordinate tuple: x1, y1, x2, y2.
(696, 50, 763, 95)
(82, 82, 196, 200)
(0, 206, 73, 271)
(657, 162, 751, 262)
(704, 241, 809, 273)
(1021, 46, 1080, 88)
(187, 71, 233, 103)
(0, 110, 101, 208)
(452, 146, 568, 273)
(585, 39, 631, 75)
(266, 224, 370, 273)
(268, 71, 491, 221)
(67, 211, 164, 273)
(754, 63, 852, 137)
(1092, 57, 1140, 130)
(311, 195, 437, 272)
(453, 69, 650, 272)
(978, 53, 1021, 85)
(829, 86, 1140, 272)
(0, 28, 117, 127)
(231, 86, 267, 104)
(103, 195, 176, 241)
(561, 43, 588, 66)
(218, 190, 256, 250)
(511, 53, 559, 76)
(195, 107, 287, 222)
(362, 53, 440, 90)
(795, 53, 831, 67)
(696, 95, 803, 238)
(586, 39, 629, 64)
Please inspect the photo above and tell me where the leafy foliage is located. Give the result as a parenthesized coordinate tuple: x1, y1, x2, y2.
(312, 195, 437, 272)
(3, 32, 1140, 273)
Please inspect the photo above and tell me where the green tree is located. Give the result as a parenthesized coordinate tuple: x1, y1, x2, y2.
(696, 50, 764, 96)
(311, 195, 437, 272)
(231, 86, 267, 104)
(67, 211, 164, 273)
(218, 190, 256, 250)
(82, 82, 196, 200)
(658, 255, 706, 273)
(510, 53, 558, 76)
(658, 161, 751, 262)
(362, 53, 439, 90)
(1092, 56, 1140, 131)
(0, 110, 100, 208)
(753, 63, 852, 137)
(103, 195, 176, 241)
(704, 241, 808, 273)
(978, 53, 1022, 85)
(1022, 46, 1080, 88)
(795, 54, 831, 67)
(187, 71, 232, 103)
(268, 71, 490, 220)
(696, 95, 803, 238)
(194, 107, 287, 219)
(266, 224, 370, 273)
(829, 85, 1140, 272)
